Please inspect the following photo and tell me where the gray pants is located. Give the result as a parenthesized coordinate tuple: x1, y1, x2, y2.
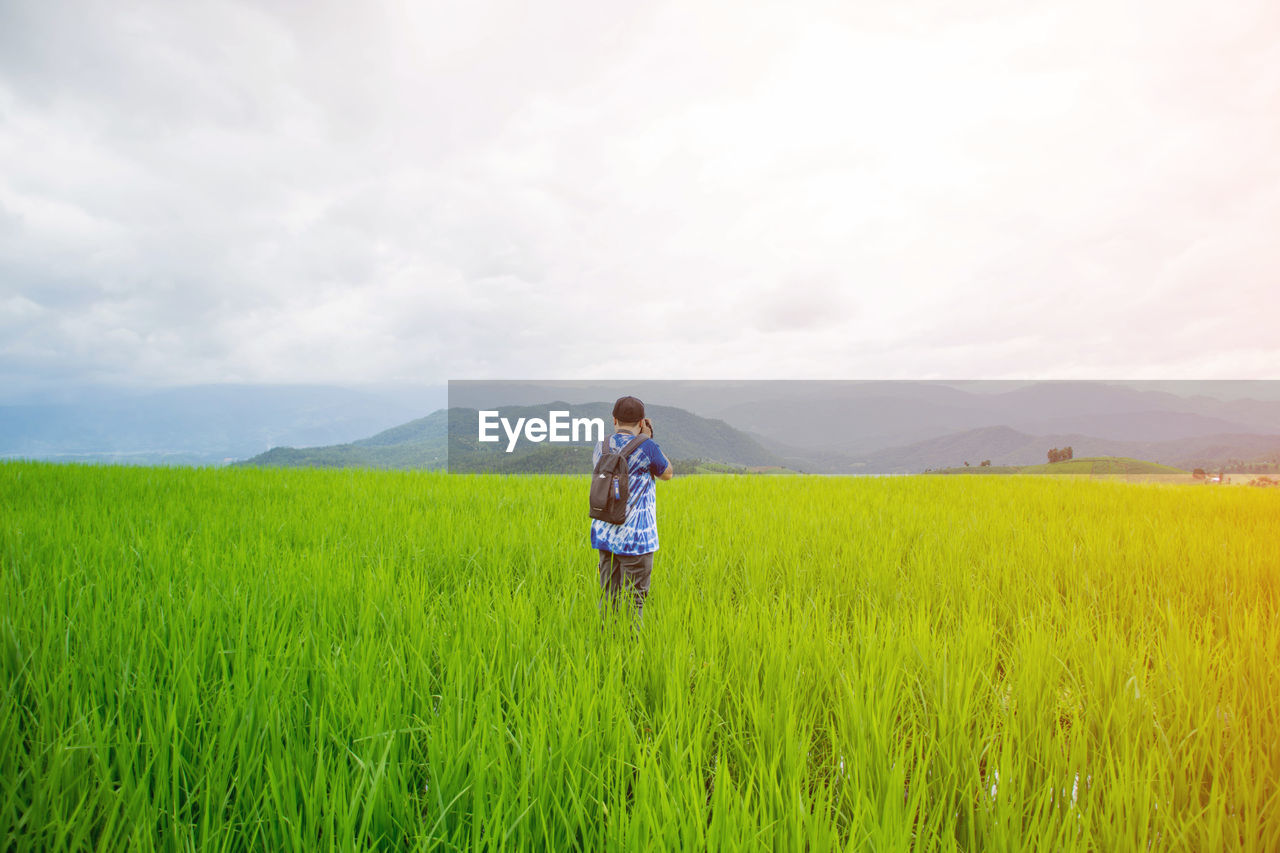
(598, 549, 654, 615)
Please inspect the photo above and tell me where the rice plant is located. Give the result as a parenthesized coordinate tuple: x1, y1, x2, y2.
(1, 462, 1276, 850)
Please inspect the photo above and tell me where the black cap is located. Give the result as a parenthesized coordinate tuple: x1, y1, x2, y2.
(612, 395, 645, 423)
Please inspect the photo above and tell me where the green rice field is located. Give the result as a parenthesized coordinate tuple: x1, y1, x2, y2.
(2, 462, 1277, 850)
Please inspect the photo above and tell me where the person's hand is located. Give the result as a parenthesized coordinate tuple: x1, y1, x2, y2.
(640, 417, 654, 438)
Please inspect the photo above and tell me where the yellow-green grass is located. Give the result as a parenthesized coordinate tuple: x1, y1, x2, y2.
(2, 462, 1277, 851)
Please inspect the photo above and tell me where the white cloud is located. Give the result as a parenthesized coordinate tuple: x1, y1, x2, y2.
(0, 0, 1276, 389)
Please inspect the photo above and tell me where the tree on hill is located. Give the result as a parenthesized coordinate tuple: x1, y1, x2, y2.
(672, 458, 703, 476)
(1047, 446, 1075, 464)
(1193, 468, 1206, 480)
(980, 460, 991, 467)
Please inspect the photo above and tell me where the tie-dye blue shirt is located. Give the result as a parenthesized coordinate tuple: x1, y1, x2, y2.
(590, 433, 670, 555)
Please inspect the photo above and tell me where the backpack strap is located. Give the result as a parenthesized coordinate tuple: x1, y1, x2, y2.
(619, 434, 648, 458)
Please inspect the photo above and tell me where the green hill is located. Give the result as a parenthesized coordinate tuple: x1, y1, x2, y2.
(1016, 457, 1187, 475)
(240, 403, 790, 473)
(930, 457, 1187, 476)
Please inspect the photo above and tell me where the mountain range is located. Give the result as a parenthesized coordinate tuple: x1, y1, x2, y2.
(450, 381, 1280, 472)
(446, 380, 1280, 462)
(5, 381, 1278, 474)
(838, 426, 1280, 474)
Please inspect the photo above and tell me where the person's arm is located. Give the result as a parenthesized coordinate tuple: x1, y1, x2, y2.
(641, 421, 673, 481)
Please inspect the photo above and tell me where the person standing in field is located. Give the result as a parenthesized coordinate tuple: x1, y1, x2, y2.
(592, 395, 673, 617)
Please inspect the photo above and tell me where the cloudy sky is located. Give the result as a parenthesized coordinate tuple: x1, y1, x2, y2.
(1, 0, 1277, 392)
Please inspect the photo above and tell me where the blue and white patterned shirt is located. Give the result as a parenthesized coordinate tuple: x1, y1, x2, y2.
(590, 433, 670, 555)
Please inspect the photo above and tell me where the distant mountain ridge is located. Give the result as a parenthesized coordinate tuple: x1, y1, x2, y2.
(450, 381, 1280, 465)
(245, 410, 451, 470)
(715, 383, 1280, 456)
(840, 426, 1280, 474)
(0, 384, 446, 465)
